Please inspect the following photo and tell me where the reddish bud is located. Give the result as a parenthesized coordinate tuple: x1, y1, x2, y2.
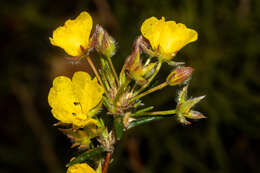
(123, 36, 156, 85)
(167, 67, 194, 86)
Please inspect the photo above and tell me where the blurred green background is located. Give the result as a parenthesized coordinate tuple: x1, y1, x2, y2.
(1, 0, 260, 172)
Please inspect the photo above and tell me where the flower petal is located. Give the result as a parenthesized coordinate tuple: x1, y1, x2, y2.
(72, 71, 104, 115)
(141, 16, 198, 60)
(48, 76, 81, 123)
(50, 11, 93, 56)
(67, 163, 96, 173)
(141, 17, 164, 50)
(48, 71, 103, 127)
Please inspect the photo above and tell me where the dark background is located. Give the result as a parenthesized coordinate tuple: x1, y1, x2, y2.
(1, 0, 260, 172)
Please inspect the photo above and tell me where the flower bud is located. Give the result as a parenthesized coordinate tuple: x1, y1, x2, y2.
(124, 43, 144, 84)
(186, 110, 206, 119)
(94, 25, 116, 57)
(167, 67, 193, 86)
(124, 36, 156, 85)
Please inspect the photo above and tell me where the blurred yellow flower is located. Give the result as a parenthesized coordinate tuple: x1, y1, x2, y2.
(48, 71, 104, 127)
(141, 17, 198, 60)
(50, 11, 93, 57)
(67, 163, 96, 173)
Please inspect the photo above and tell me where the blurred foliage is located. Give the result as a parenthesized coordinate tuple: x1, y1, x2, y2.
(1, 0, 260, 173)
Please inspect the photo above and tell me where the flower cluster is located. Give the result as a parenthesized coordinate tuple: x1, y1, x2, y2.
(48, 11, 205, 172)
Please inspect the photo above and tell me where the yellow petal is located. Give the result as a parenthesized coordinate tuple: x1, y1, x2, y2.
(159, 22, 197, 55)
(48, 76, 81, 123)
(72, 118, 97, 128)
(72, 71, 104, 115)
(48, 72, 104, 127)
(50, 11, 93, 56)
(67, 163, 96, 173)
(141, 16, 198, 60)
(141, 17, 164, 50)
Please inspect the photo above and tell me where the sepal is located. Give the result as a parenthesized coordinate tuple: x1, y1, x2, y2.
(176, 85, 206, 124)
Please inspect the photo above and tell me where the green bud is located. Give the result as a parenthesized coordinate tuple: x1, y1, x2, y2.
(94, 25, 116, 57)
(125, 36, 156, 85)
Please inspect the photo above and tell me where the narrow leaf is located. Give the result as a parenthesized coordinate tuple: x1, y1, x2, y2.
(66, 147, 105, 167)
(127, 116, 168, 129)
(114, 117, 124, 140)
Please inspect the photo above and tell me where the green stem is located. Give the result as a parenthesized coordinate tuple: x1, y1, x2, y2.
(86, 56, 108, 95)
(144, 56, 152, 66)
(107, 56, 119, 84)
(101, 57, 117, 89)
(113, 78, 131, 108)
(131, 82, 137, 93)
(119, 63, 126, 85)
(133, 109, 176, 116)
(99, 69, 111, 92)
(130, 82, 168, 103)
(134, 60, 162, 96)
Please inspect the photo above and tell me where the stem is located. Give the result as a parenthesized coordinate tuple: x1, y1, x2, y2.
(131, 82, 137, 93)
(101, 57, 117, 90)
(133, 109, 176, 116)
(130, 82, 168, 103)
(134, 60, 162, 96)
(113, 78, 131, 110)
(144, 56, 152, 66)
(86, 56, 108, 96)
(107, 56, 119, 84)
(86, 56, 103, 86)
(99, 69, 111, 92)
(102, 152, 112, 173)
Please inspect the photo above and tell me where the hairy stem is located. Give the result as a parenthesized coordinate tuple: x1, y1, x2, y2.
(134, 60, 162, 96)
(107, 56, 119, 84)
(130, 82, 168, 103)
(134, 109, 176, 116)
(102, 152, 112, 173)
(86, 56, 108, 96)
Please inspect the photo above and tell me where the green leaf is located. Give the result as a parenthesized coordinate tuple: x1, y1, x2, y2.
(180, 95, 205, 113)
(66, 147, 105, 167)
(114, 117, 124, 140)
(133, 100, 142, 108)
(127, 116, 168, 129)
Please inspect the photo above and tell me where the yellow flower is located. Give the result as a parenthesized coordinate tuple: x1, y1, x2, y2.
(48, 71, 104, 127)
(141, 17, 198, 60)
(67, 163, 96, 173)
(50, 11, 93, 57)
